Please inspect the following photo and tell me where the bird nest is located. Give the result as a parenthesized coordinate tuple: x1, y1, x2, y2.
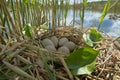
(0, 26, 120, 80)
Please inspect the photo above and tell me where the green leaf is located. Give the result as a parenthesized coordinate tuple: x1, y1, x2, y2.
(83, 28, 102, 46)
(66, 47, 99, 75)
(22, 23, 33, 38)
(72, 60, 96, 75)
(90, 28, 102, 42)
(83, 33, 93, 47)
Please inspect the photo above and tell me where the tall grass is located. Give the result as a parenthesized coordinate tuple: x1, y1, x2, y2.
(0, 0, 118, 42)
(79, 0, 87, 29)
(0, 0, 51, 41)
(98, 0, 119, 30)
(64, 0, 70, 25)
(0, 0, 19, 35)
(98, 0, 110, 30)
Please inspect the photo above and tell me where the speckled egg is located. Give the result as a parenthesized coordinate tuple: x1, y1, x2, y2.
(64, 41, 76, 51)
(45, 45, 56, 51)
(42, 38, 54, 47)
(59, 37, 69, 47)
(58, 46, 70, 54)
(50, 36, 58, 48)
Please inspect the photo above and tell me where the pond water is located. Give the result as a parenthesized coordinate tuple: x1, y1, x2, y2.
(61, 10, 120, 38)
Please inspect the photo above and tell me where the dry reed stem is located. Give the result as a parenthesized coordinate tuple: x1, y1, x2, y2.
(59, 56, 74, 80)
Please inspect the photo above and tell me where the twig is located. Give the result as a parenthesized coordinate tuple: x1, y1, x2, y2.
(0, 41, 10, 56)
(5, 40, 27, 53)
(16, 55, 32, 64)
(87, 74, 104, 80)
(56, 75, 69, 80)
(59, 56, 74, 80)
(97, 49, 114, 67)
(96, 64, 105, 79)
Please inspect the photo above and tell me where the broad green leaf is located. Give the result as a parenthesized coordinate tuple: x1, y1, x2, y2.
(22, 23, 33, 38)
(83, 28, 102, 46)
(66, 47, 99, 75)
(90, 28, 102, 42)
(71, 60, 96, 75)
(83, 33, 93, 47)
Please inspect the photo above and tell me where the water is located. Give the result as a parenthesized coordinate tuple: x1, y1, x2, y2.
(65, 10, 120, 38)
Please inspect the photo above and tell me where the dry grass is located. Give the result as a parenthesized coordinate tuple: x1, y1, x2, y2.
(0, 27, 120, 80)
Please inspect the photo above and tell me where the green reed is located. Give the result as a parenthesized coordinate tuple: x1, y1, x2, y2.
(98, 0, 110, 30)
(79, 0, 87, 29)
(64, 0, 70, 26)
(98, 0, 119, 30)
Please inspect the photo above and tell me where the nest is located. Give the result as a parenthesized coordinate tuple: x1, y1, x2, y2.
(0, 26, 120, 80)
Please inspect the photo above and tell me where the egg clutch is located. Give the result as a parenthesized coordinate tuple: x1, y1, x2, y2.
(41, 36, 77, 54)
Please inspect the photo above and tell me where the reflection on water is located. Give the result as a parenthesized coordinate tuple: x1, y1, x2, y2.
(99, 19, 114, 32)
(65, 10, 120, 38)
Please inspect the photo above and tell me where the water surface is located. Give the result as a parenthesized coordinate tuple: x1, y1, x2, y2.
(65, 10, 120, 38)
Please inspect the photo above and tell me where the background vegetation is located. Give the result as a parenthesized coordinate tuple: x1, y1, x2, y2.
(0, 0, 120, 43)
(0, 0, 70, 44)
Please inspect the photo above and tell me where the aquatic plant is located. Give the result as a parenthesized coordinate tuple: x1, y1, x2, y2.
(98, 0, 119, 30)
(79, 0, 87, 29)
(64, 0, 70, 25)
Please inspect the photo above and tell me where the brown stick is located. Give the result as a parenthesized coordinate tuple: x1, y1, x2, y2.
(59, 56, 74, 80)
